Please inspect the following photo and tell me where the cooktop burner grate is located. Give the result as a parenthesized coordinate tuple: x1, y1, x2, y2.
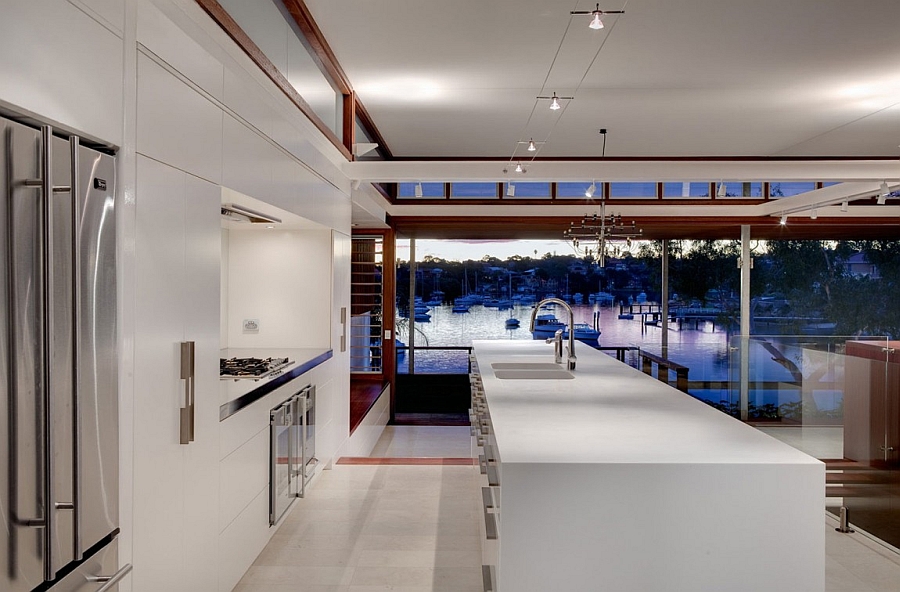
(220, 357, 293, 380)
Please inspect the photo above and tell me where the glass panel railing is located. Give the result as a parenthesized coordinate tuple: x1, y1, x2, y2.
(396, 345, 473, 374)
(722, 334, 900, 549)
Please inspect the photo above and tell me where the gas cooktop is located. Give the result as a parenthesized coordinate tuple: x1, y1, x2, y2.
(220, 357, 293, 381)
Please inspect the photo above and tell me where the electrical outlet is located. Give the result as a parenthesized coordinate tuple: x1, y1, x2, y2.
(242, 319, 260, 334)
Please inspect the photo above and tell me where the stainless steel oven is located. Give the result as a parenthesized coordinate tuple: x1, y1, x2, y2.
(269, 385, 317, 525)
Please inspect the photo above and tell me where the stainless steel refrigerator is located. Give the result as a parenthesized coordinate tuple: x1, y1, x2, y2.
(2, 116, 128, 591)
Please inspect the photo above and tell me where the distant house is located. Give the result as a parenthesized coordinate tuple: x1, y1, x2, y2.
(843, 252, 880, 278)
(568, 262, 589, 275)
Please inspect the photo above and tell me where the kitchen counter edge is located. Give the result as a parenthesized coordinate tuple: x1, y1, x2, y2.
(219, 349, 333, 421)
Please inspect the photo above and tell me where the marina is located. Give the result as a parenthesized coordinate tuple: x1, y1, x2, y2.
(397, 301, 857, 417)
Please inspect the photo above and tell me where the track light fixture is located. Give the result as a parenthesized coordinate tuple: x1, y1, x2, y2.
(810, 209, 818, 220)
(537, 92, 573, 110)
(514, 162, 526, 173)
(507, 182, 515, 197)
(528, 138, 537, 152)
(585, 181, 596, 198)
(841, 201, 848, 212)
(716, 181, 727, 198)
(877, 181, 891, 204)
(780, 214, 788, 225)
(414, 182, 423, 198)
(571, 4, 625, 30)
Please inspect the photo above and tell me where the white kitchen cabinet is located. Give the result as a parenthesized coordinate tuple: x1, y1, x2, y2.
(136, 51, 224, 184)
(331, 231, 352, 458)
(0, 0, 123, 146)
(133, 155, 221, 592)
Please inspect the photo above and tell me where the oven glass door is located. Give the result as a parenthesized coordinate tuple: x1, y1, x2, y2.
(269, 401, 292, 525)
(294, 386, 317, 498)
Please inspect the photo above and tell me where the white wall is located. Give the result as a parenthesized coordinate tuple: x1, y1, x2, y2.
(225, 228, 333, 349)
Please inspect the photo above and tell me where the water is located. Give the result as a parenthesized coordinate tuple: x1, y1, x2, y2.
(397, 302, 855, 412)
(399, 303, 731, 379)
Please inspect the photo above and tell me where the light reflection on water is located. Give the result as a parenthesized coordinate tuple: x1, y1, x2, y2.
(398, 303, 854, 410)
(400, 303, 732, 379)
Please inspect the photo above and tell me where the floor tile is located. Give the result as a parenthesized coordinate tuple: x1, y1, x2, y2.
(232, 426, 900, 592)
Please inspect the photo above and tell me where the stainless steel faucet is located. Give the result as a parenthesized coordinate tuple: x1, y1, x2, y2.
(529, 298, 577, 371)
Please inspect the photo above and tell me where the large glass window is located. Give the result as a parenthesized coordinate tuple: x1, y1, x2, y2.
(503, 182, 551, 199)
(450, 182, 499, 199)
(662, 182, 711, 198)
(398, 182, 445, 199)
(354, 118, 387, 160)
(556, 181, 598, 199)
(717, 182, 764, 198)
(769, 182, 816, 198)
(609, 182, 657, 198)
(218, 0, 344, 141)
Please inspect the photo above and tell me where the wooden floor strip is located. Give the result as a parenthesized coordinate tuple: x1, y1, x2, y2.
(337, 457, 476, 465)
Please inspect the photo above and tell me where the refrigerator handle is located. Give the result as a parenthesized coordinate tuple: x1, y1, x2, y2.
(7, 126, 47, 531)
(40, 125, 56, 580)
(179, 341, 195, 444)
(69, 133, 84, 560)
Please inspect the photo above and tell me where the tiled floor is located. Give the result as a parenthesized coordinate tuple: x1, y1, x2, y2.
(370, 426, 473, 458)
(234, 426, 900, 592)
(234, 463, 484, 592)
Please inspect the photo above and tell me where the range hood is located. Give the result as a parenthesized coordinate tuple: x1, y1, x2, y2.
(221, 203, 282, 224)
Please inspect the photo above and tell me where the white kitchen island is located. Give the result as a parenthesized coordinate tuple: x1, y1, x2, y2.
(472, 340, 824, 592)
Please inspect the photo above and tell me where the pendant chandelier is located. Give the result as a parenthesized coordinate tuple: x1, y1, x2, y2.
(563, 203, 642, 267)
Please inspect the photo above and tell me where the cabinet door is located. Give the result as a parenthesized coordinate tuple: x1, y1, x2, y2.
(181, 174, 221, 591)
(133, 156, 189, 591)
(332, 231, 351, 454)
(133, 159, 221, 592)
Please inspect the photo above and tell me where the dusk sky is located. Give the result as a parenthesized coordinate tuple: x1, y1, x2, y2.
(395, 239, 575, 262)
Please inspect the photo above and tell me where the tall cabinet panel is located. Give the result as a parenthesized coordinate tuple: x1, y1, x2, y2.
(332, 231, 352, 454)
(133, 156, 219, 592)
(181, 174, 222, 591)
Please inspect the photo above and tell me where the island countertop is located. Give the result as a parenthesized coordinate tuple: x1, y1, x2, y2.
(472, 339, 824, 591)
(472, 339, 821, 467)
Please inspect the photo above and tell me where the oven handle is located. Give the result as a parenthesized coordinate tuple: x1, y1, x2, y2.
(87, 562, 133, 592)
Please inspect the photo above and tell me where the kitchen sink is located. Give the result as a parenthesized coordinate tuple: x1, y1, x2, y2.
(490, 362, 565, 371)
(493, 369, 574, 380)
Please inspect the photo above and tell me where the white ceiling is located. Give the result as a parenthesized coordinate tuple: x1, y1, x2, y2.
(305, 0, 900, 159)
